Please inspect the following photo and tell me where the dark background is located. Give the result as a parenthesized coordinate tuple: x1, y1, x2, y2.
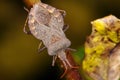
(0, 0, 120, 80)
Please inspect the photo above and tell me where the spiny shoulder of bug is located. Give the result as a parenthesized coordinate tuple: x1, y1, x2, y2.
(39, 1, 66, 15)
(31, 1, 66, 23)
(30, 1, 65, 15)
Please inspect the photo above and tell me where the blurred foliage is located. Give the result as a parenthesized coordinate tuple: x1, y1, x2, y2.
(72, 46, 84, 65)
(0, 0, 120, 80)
(82, 15, 120, 80)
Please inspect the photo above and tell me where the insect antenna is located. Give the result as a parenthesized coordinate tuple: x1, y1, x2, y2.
(38, 42, 46, 53)
(63, 24, 69, 32)
(52, 55, 57, 66)
(24, 7, 29, 12)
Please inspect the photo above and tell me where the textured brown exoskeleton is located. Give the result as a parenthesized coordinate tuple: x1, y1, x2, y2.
(23, 1, 75, 78)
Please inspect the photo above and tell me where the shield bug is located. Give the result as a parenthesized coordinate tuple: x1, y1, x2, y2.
(23, 1, 76, 77)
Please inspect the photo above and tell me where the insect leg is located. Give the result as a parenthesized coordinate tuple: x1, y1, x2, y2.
(60, 59, 68, 78)
(24, 7, 29, 12)
(58, 50, 78, 70)
(58, 51, 69, 78)
(38, 46, 46, 53)
(63, 24, 69, 32)
(23, 7, 31, 34)
(38, 42, 46, 53)
(64, 50, 79, 69)
(65, 58, 79, 69)
(58, 9, 66, 17)
(23, 16, 32, 34)
(52, 55, 57, 66)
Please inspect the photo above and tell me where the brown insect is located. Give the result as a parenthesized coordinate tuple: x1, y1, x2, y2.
(23, 1, 76, 77)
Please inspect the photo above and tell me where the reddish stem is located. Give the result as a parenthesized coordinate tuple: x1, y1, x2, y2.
(63, 50, 83, 80)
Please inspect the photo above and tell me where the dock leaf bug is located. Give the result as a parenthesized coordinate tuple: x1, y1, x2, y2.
(23, 1, 76, 77)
